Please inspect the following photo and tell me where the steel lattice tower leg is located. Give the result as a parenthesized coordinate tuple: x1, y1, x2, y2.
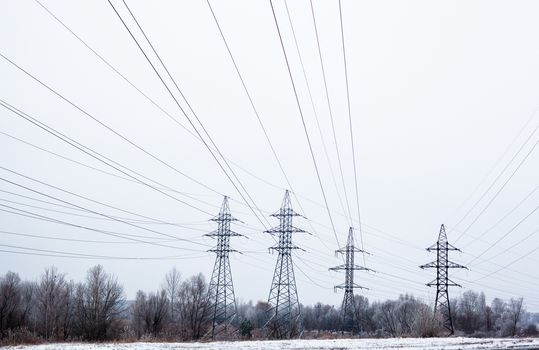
(330, 227, 371, 333)
(265, 190, 305, 339)
(420, 224, 467, 335)
(206, 196, 242, 339)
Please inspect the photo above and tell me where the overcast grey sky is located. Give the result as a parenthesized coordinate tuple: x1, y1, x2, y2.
(1, 0, 538, 310)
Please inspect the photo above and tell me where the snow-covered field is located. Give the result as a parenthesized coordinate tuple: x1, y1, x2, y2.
(5, 338, 539, 350)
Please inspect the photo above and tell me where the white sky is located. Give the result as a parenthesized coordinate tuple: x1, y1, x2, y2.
(1, 0, 538, 311)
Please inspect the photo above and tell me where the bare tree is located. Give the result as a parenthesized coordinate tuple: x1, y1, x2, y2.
(491, 297, 506, 334)
(412, 303, 443, 337)
(0, 271, 22, 339)
(145, 289, 169, 336)
(163, 267, 181, 324)
(62, 281, 76, 340)
(506, 298, 525, 337)
(177, 273, 208, 340)
(36, 267, 69, 340)
(253, 301, 271, 329)
(395, 294, 421, 335)
(354, 294, 375, 333)
(131, 290, 146, 339)
(375, 300, 399, 336)
(75, 265, 125, 340)
(454, 290, 486, 334)
(18, 281, 35, 332)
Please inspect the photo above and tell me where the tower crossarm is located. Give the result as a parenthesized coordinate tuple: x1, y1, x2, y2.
(329, 264, 372, 272)
(205, 230, 243, 238)
(265, 226, 306, 234)
(420, 260, 466, 269)
(426, 278, 462, 288)
(335, 247, 369, 255)
(270, 209, 304, 218)
(419, 261, 438, 269)
(426, 244, 461, 252)
(447, 243, 461, 251)
(447, 260, 467, 269)
(269, 244, 305, 252)
(209, 214, 238, 222)
(333, 282, 368, 290)
(209, 248, 240, 254)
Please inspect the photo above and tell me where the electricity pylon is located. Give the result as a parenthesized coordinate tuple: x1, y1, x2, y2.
(206, 196, 242, 339)
(420, 224, 466, 335)
(330, 227, 371, 333)
(265, 190, 305, 339)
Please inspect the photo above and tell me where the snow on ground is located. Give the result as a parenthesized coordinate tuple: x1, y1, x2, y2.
(5, 338, 539, 350)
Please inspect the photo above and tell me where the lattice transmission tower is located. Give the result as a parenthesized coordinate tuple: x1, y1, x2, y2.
(265, 190, 305, 339)
(205, 196, 242, 339)
(330, 227, 371, 333)
(420, 224, 466, 335)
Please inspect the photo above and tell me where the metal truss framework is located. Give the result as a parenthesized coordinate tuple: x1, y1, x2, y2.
(420, 224, 467, 335)
(265, 190, 305, 339)
(206, 196, 242, 339)
(330, 227, 371, 333)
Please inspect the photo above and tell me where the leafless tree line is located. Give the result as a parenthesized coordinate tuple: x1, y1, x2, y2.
(452, 290, 529, 337)
(301, 293, 532, 338)
(131, 269, 210, 341)
(0, 266, 535, 344)
(0, 265, 124, 343)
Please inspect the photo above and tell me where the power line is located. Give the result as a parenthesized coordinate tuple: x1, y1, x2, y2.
(443, 184, 538, 261)
(451, 119, 539, 242)
(325, 222, 539, 300)
(454, 140, 538, 243)
(0, 167, 209, 232)
(464, 202, 539, 267)
(206, 0, 290, 193)
(0, 51, 223, 201)
(444, 107, 539, 227)
(31, 0, 195, 138)
(309, 0, 353, 224)
(268, 0, 340, 248)
(7, 71, 372, 243)
(366, 228, 539, 295)
(472, 241, 539, 282)
(294, 258, 333, 290)
(107, 0, 271, 231)
(0, 128, 259, 218)
(206, 0, 336, 256)
(0, 129, 136, 187)
(31, 0, 311, 227)
(246, 194, 539, 296)
(0, 229, 174, 245)
(0, 101, 214, 218)
(0, 204, 205, 253)
(282, 0, 350, 227)
(471, 227, 539, 270)
(0, 197, 150, 225)
(0, 98, 216, 217)
(364, 221, 539, 294)
(0, 244, 205, 260)
(338, 0, 366, 262)
(454, 277, 539, 307)
(0, 196, 207, 233)
(0, 169, 211, 248)
(33, 0, 290, 223)
(461, 185, 538, 244)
